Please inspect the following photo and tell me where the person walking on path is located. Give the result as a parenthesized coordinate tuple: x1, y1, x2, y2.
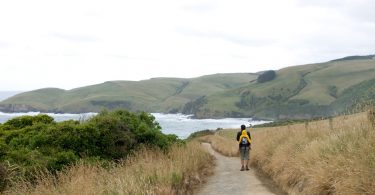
(236, 124, 251, 171)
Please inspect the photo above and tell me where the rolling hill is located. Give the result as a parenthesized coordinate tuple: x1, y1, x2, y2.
(196, 59, 375, 119)
(0, 73, 258, 114)
(1, 56, 374, 120)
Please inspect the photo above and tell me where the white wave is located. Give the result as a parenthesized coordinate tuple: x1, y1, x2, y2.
(151, 113, 271, 138)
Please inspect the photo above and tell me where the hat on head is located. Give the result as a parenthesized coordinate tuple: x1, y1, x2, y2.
(241, 124, 246, 130)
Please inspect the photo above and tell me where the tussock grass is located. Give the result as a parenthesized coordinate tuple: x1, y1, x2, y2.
(197, 134, 239, 157)
(368, 107, 375, 127)
(4, 141, 214, 195)
(250, 112, 375, 195)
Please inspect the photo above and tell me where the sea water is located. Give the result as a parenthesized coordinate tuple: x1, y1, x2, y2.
(0, 112, 269, 139)
(151, 113, 269, 138)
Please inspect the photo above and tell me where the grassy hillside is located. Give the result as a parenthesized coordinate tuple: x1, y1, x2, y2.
(292, 60, 375, 104)
(194, 58, 375, 119)
(0, 73, 257, 114)
(1, 56, 374, 120)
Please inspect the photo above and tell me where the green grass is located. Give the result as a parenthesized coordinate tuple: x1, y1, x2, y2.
(291, 60, 375, 104)
(201, 59, 375, 119)
(2, 88, 66, 110)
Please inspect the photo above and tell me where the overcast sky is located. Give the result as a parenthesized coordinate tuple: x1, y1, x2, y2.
(0, 0, 374, 91)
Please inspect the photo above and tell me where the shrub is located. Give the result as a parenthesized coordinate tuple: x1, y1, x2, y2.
(32, 114, 55, 124)
(48, 151, 79, 170)
(3, 114, 54, 130)
(0, 142, 8, 157)
(0, 109, 181, 181)
(186, 129, 215, 140)
(257, 70, 276, 83)
(3, 115, 34, 129)
(328, 85, 338, 98)
(85, 109, 171, 157)
(0, 164, 6, 192)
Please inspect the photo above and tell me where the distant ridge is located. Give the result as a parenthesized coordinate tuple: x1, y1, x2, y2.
(1, 55, 375, 120)
(330, 54, 375, 62)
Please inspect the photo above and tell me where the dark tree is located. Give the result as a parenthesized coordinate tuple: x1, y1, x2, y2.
(257, 70, 276, 83)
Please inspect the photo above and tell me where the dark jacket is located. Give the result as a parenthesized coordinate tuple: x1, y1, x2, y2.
(236, 130, 251, 148)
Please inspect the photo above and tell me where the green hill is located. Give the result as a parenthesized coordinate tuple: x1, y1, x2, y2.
(1, 56, 374, 120)
(0, 73, 258, 114)
(193, 59, 375, 119)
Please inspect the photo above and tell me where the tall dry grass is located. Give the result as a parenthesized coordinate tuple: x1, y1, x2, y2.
(4, 141, 214, 195)
(368, 107, 375, 127)
(196, 134, 239, 157)
(250, 111, 375, 195)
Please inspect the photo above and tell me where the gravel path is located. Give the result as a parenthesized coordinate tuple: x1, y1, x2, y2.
(196, 143, 286, 195)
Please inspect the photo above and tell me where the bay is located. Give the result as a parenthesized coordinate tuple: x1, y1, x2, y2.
(0, 112, 269, 139)
(151, 113, 269, 138)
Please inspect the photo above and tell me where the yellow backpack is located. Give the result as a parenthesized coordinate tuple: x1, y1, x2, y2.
(238, 130, 251, 144)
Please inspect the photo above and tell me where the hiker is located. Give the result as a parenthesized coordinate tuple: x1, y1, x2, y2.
(236, 124, 251, 171)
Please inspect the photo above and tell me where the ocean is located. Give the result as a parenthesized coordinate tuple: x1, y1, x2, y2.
(0, 112, 269, 139)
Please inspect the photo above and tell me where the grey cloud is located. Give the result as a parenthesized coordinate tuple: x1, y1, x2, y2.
(345, 2, 375, 23)
(108, 54, 158, 61)
(296, 0, 344, 8)
(177, 28, 274, 47)
(0, 41, 9, 48)
(180, 3, 216, 12)
(286, 32, 375, 64)
(43, 52, 80, 57)
(294, 0, 375, 58)
(298, 0, 375, 23)
(50, 32, 98, 42)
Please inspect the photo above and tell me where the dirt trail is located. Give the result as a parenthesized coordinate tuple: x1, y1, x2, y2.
(196, 143, 286, 195)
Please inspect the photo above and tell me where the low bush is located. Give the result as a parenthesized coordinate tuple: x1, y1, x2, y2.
(257, 70, 276, 83)
(186, 129, 215, 140)
(2, 114, 54, 130)
(0, 164, 6, 191)
(0, 110, 181, 188)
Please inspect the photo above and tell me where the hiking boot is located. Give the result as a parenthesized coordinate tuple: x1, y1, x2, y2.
(245, 166, 249, 171)
(240, 166, 245, 171)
